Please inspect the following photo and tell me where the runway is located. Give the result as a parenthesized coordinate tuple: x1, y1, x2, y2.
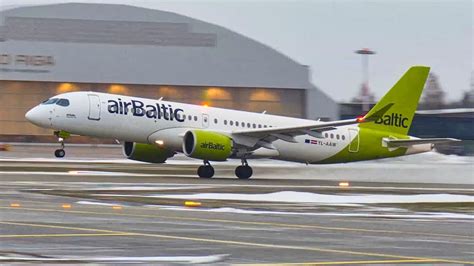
(0, 145, 473, 264)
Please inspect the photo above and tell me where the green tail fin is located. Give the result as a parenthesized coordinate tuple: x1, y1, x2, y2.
(360, 66, 430, 135)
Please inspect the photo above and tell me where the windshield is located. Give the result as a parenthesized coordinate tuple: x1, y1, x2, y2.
(40, 98, 70, 106)
(41, 98, 59, 105)
(56, 99, 70, 107)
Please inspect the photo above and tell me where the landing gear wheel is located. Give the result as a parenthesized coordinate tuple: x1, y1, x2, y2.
(54, 149, 65, 158)
(235, 164, 253, 180)
(54, 130, 67, 158)
(197, 162, 214, 178)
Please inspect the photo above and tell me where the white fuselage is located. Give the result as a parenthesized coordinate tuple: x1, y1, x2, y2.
(26, 91, 360, 163)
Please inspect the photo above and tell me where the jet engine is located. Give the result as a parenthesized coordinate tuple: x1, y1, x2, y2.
(183, 130, 233, 161)
(123, 141, 174, 163)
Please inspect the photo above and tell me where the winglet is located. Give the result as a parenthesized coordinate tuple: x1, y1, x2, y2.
(363, 103, 394, 122)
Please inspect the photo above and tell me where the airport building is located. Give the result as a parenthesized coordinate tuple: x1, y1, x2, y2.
(0, 3, 338, 137)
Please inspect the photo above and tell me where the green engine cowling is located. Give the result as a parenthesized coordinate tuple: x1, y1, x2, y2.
(183, 130, 233, 161)
(123, 142, 174, 163)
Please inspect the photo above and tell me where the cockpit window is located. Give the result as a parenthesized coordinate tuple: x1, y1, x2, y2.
(41, 98, 59, 105)
(56, 99, 70, 107)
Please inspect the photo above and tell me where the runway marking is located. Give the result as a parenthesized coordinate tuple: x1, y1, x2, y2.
(1, 206, 471, 241)
(2, 180, 474, 192)
(0, 233, 131, 238)
(238, 258, 441, 265)
(1, 220, 473, 264)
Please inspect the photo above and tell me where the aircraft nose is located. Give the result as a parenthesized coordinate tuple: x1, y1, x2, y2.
(25, 106, 44, 125)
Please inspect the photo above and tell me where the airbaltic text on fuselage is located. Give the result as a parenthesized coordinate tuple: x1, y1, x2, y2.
(375, 113, 408, 128)
(108, 99, 185, 122)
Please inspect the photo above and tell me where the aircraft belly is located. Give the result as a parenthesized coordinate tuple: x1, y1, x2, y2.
(273, 135, 348, 164)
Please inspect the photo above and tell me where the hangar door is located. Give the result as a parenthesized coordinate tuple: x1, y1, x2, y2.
(88, 94, 101, 121)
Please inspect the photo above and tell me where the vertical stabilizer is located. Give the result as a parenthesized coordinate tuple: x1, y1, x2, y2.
(360, 66, 430, 135)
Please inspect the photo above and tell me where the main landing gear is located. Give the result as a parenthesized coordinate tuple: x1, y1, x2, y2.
(197, 160, 215, 178)
(196, 159, 253, 179)
(235, 159, 253, 180)
(54, 131, 66, 158)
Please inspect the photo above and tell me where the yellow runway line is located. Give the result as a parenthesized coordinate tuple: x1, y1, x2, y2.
(0, 221, 472, 264)
(237, 258, 440, 265)
(0, 233, 132, 238)
(0, 206, 470, 240)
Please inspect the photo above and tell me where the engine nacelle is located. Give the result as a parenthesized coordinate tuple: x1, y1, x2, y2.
(183, 130, 233, 161)
(123, 141, 174, 163)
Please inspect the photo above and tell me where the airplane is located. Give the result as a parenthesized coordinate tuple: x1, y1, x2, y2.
(25, 66, 458, 179)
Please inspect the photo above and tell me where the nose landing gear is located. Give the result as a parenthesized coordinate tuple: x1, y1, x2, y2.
(53, 131, 68, 158)
(197, 160, 215, 178)
(235, 159, 253, 179)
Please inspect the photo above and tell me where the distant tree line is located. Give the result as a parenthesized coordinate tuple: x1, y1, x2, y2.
(417, 72, 474, 110)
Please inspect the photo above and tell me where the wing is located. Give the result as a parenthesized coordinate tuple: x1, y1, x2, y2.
(230, 118, 364, 149)
(230, 103, 393, 149)
(382, 138, 461, 148)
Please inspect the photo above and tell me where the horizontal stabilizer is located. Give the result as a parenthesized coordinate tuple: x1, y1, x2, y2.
(383, 138, 461, 148)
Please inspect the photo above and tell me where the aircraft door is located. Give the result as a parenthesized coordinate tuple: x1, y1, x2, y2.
(348, 128, 359, 153)
(88, 94, 101, 121)
(202, 114, 209, 128)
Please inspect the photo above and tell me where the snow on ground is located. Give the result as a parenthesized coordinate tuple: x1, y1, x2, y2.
(151, 191, 474, 204)
(0, 254, 229, 263)
(155, 205, 474, 220)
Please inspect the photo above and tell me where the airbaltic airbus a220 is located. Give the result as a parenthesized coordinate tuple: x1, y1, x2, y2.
(25, 66, 457, 179)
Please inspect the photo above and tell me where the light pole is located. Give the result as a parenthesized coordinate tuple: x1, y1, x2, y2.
(355, 48, 375, 112)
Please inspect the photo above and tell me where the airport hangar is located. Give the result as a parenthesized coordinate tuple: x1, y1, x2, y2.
(0, 3, 338, 138)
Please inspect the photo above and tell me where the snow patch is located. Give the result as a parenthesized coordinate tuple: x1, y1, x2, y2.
(154, 206, 474, 220)
(152, 191, 474, 204)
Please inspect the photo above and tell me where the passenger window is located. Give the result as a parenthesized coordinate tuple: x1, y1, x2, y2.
(188, 115, 192, 121)
(330, 133, 334, 139)
(230, 121, 234, 126)
(224, 120, 227, 125)
(236, 121, 239, 126)
(56, 99, 70, 107)
(214, 118, 218, 124)
(194, 116, 198, 121)
(336, 134, 340, 140)
(342, 135, 346, 140)
(325, 133, 328, 138)
(247, 123, 251, 128)
(264, 125, 267, 128)
(242, 122, 245, 128)
(252, 123, 256, 128)
(258, 124, 262, 128)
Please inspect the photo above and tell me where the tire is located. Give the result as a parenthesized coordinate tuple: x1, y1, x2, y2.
(198, 165, 214, 178)
(54, 149, 65, 158)
(235, 165, 252, 179)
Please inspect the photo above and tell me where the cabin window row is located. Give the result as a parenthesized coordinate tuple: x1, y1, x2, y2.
(217, 119, 271, 129)
(324, 132, 346, 140)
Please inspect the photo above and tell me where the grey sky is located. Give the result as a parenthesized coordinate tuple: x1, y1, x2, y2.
(1, 0, 472, 102)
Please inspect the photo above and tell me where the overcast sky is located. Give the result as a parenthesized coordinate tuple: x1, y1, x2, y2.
(1, 0, 472, 102)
